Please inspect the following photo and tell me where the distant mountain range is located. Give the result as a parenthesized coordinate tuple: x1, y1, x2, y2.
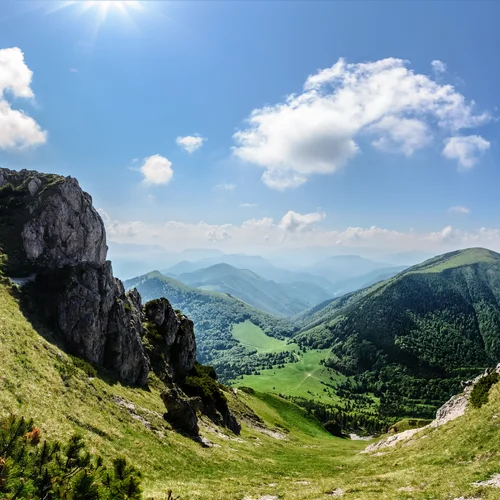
(165, 254, 336, 291)
(305, 254, 394, 281)
(164, 253, 405, 296)
(174, 263, 331, 317)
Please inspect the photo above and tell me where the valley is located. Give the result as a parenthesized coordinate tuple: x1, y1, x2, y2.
(2, 168, 500, 499)
(3, 272, 500, 500)
(2, 0, 500, 497)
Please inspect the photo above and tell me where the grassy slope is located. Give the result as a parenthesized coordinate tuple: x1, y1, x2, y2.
(296, 247, 500, 366)
(232, 320, 297, 353)
(298, 247, 500, 330)
(0, 279, 361, 499)
(409, 247, 499, 274)
(4, 279, 500, 498)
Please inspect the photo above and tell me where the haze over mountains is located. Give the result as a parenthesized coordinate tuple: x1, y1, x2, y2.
(164, 252, 407, 297)
(175, 263, 330, 316)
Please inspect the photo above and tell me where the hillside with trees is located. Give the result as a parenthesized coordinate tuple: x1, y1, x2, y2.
(295, 248, 500, 417)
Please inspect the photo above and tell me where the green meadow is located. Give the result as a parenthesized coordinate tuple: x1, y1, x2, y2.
(231, 320, 296, 353)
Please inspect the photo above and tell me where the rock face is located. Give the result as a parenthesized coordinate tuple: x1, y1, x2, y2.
(0, 168, 148, 386)
(143, 298, 196, 380)
(0, 168, 106, 276)
(1, 168, 241, 435)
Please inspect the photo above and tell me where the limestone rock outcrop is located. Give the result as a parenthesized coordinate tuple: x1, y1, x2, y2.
(143, 298, 196, 381)
(364, 364, 500, 453)
(0, 168, 106, 276)
(0, 168, 148, 385)
(160, 387, 201, 435)
(1, 168, 241, 436)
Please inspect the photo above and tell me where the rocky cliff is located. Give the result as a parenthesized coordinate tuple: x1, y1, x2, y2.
(0, 168, 239, 435)
(0, 168, 149, 385)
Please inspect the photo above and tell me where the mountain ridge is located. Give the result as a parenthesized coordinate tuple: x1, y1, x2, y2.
(175, 262, 331, 316)
(295, 247, 500, 417)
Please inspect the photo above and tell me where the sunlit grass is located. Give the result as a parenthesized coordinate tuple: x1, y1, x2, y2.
(3, 279, 500, 499)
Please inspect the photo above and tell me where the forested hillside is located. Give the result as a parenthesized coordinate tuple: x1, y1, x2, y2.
(295, 248, 500, 417)
(125, 271, 298, 380)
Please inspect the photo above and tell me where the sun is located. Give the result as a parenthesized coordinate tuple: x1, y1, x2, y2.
(53, 1, 144, 18)
(81, 1, 143, 14)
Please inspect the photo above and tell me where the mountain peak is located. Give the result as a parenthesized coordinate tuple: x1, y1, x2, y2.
(409, 247, 500, 274)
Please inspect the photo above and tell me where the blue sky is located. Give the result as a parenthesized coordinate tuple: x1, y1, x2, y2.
(1, 0, 499, 257)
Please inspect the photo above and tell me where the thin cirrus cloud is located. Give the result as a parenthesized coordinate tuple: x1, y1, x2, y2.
(0, 47, 47, 150)
(176, 135, 205, 153)
(232, 57, 490, 190)
(442, 135, 490, 169)
(139, 154, 173, 185)
(240, 202, 258, 208)
(215, 183, 236, 191)
(448, 205, 470, 214)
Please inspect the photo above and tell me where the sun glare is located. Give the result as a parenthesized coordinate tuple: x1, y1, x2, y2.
(83, 1, 142, 14)
(48, 0, 146, 40)
(54, 0, 144, 18)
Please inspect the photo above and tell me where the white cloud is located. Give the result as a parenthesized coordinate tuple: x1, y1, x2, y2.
(102, 212, 500, 256)
(0, 47, 47, 150)
(176, 135, 205, 153)
(279, 210, 326, 232)
(140, 154, 173, 185)
(442, 135, 490, 169)
(233, 57, 490, 189)
(431, 60, 447, 75)
(207, 230, 231, 242)
(240, 202, 258, 208)
(448, 205, 470, 214)
(215, 183, 236, 191)
(370, 117, 431, 156)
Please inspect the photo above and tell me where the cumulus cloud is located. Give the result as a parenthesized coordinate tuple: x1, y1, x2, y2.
(279, 210, 326, 232)
(233, 57, 490, 189)
(215, 183, 236, 191)
(140, 154, 173, 185)
(207, 230, 231, 242)
(442, 135, 490, 169)
(0, 47, 47, 150)
(431, 60, 447, 75)
(176, 135, 205, 153)
(448, 205, 470, 214)
(102, 212, 500, 256)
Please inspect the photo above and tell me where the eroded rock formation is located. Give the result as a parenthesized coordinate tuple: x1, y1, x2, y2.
(0, 168, 241, 436)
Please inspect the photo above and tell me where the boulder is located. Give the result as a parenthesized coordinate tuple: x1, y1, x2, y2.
(161, 386, 200, 435)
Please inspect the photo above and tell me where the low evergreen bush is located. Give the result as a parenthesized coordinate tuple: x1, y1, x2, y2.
(0, 414, 142, 499)
(470, 371, 499, 408)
